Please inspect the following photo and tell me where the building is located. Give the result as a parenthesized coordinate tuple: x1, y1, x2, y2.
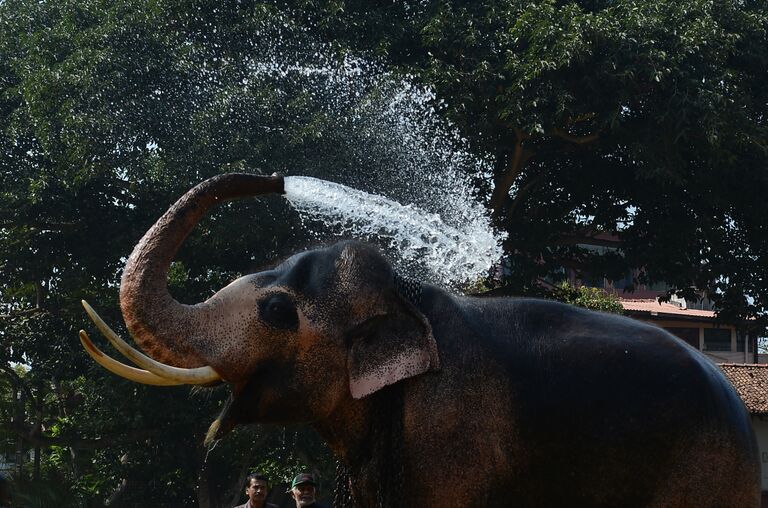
(561, 236, 761, 364)
(719, 364, 768, 507)
(621, 297, 759, 365)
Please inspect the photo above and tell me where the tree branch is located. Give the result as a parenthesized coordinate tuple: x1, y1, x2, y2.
(550, 126, 600, 145)
(552, 234, 622, 248)
(490, 127, 534, 215)
(566, 112, 597, 125)
(504, 170, 548, 227)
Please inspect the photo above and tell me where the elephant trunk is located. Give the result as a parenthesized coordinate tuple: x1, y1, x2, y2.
(119, 173, 284, 368)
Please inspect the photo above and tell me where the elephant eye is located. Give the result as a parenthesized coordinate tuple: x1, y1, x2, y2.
(259, 293, 299, 331)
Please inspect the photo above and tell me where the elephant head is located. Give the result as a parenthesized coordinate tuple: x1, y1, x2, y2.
(81, 173, 440, 438)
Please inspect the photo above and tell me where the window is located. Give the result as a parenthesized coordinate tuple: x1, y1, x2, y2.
(686, 298, 715, 311)
(737, 330, 749, 353)
(543, 266, 567, 286)
(703, 329, 732, 352)
(581, 273, 604, 289)
(612, 271, 634, 291)
(646, 280, 669, 292)
(665, 327, 699, 349)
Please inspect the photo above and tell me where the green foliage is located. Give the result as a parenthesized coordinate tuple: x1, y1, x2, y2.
(300, 0, 768, 326)
(243, 425, 335, 488)
(13, 476, 82, 508)
(0, 1, 348, 504)
(2, 0, 767, 504)
(550, 281, 624, 314)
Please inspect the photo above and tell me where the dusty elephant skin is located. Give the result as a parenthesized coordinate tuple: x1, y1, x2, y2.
(104, 174, 759, 507)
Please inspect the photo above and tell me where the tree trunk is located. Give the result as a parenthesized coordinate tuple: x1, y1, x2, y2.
(227, 450, 255, 508)
(14, 387, 25, 477)
(105, 478, 128, 506)
(32, 384, 43, 480)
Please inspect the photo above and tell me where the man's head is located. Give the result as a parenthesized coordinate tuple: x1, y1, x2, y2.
(244, 472, 269, 506)
(288, 473, 318, 507)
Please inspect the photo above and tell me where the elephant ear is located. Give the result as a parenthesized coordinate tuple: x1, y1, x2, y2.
(347, 288, 440, 399)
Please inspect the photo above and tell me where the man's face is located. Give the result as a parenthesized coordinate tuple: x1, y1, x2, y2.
(246, 478, 268, 504)
(291, 483, 317, 507)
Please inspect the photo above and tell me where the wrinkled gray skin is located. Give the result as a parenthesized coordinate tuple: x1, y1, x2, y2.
(118, 174, 760, 507)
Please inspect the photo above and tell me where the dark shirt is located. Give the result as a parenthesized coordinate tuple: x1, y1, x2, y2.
(233, 502, 279, 508)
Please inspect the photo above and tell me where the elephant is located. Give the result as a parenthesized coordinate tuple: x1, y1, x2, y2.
(80, 173, 760, 507)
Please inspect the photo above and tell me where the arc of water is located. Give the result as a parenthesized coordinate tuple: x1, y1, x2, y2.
(283, 176, 504, 287)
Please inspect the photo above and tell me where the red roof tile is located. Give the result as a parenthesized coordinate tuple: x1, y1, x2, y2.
(620, 299, 716, 318)
(719, 364, 768, 414)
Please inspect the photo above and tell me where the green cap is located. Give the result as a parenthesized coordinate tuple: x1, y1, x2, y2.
(288, 473, 317, 490)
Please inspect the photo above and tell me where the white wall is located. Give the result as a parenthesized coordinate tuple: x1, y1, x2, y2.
(706, 351, 751, 364)
(752, 417, 768, 491)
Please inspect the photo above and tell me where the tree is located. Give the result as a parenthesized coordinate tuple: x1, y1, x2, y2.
(3, 0, 486, 503)
(550, 282, 624, 314)
(0, 0, 345, 504)
(297, 0, 768, 326)
(3, 0, 767, 503)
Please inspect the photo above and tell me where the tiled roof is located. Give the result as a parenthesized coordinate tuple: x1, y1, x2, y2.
(620, 299, 716, 318)
(719, 364, 768, 414)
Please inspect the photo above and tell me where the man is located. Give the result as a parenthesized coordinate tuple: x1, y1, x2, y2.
(287, 473, 327, 508)
(234, 472, 278, 508)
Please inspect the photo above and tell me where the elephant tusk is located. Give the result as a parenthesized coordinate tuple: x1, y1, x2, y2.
(79, 330, 183, 386)
(81, 300, 221, 385)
